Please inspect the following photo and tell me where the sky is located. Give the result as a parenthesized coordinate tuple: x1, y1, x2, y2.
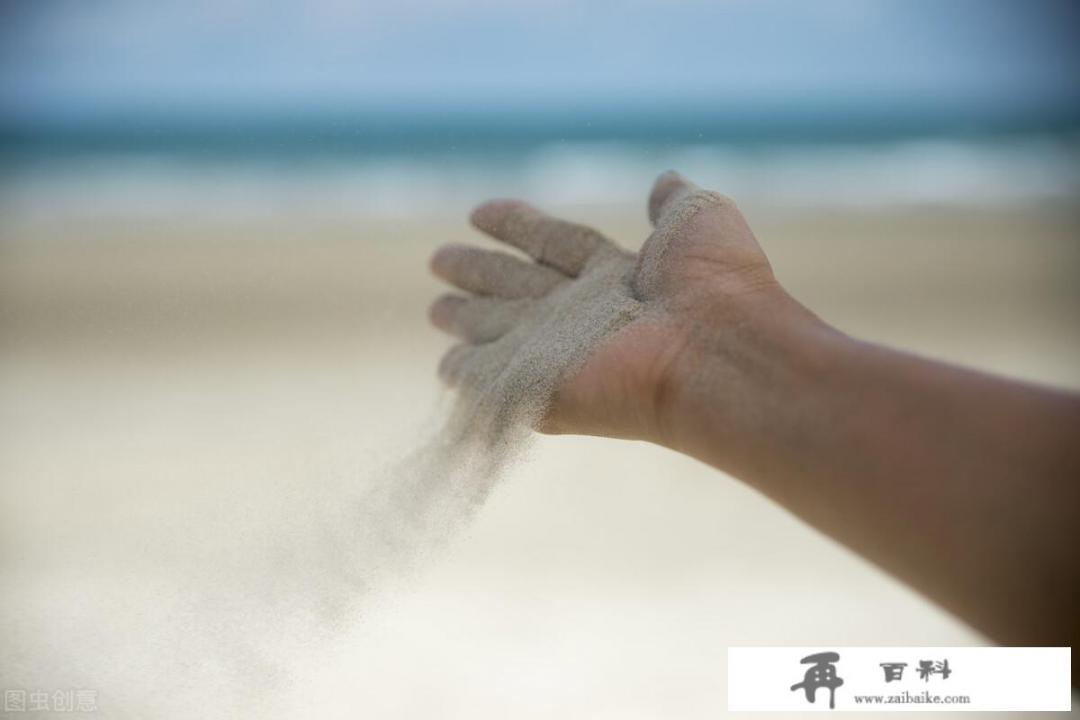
(1, 0, 1079, 123)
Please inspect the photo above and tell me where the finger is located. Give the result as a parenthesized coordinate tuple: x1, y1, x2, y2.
(470, 200, 610, 276)
(648, 170, 702, 226)
(429, 294, 529, 343)
(430, 244, 564, 299)
(437, 343, 479, 387)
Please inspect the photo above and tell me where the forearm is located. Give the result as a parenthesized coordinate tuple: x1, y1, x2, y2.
(661, 291, 1080, 647)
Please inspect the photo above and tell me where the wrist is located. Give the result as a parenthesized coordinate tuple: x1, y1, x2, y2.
(654, 286, 843, 467)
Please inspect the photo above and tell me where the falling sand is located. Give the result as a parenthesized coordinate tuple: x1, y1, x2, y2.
(368, 237, 644, 577)
(216, 236, 645, 715)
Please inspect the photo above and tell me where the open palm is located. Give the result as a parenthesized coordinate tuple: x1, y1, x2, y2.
(429, 171, 779, 442)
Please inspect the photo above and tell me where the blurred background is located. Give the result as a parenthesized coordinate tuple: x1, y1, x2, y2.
(2, 1, 1078, 717)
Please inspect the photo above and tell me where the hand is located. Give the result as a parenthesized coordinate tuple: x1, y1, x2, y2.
(429, 171, 790, 443)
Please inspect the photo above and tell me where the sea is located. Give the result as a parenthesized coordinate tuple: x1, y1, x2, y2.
(2, 104, 1078, 221)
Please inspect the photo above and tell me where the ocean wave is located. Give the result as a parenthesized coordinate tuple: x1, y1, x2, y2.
(2, 137, 1078, 222)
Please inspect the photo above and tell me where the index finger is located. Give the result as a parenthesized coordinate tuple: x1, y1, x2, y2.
(470, 199, 610, 276)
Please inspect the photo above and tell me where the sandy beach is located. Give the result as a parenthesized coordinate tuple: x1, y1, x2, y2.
(2, 201, 1078, 717)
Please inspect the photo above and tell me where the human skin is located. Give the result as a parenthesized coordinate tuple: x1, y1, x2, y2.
(429, 171, 1080, 673)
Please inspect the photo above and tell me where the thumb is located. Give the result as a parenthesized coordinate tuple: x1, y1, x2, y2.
(647, 170, 701, 227)
(635, 172, 738, 300)
(635, 171, 760, 302)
